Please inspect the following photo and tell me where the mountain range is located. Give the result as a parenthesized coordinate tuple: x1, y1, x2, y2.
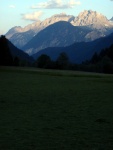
(4, 10, 113, 64)
(6, 10, 113, 50)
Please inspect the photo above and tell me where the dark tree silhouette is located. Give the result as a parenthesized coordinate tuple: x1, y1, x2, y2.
(13, 56, 20, 66)
(36, 54, 52, 68)
(101, 56, 113, 74)
(0, 35, 13, 66)
(86, 44, 113, 73)
(56, 52, 69, 69)
(90, 52, 98, 64)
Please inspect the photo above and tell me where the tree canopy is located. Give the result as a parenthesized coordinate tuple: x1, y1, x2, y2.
(0, 35, 13, 66)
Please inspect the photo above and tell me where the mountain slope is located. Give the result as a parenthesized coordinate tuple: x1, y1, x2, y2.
(6, 13, 74, 38)
(9, 30, 35, 49)
(32, 32, 113, 64)
(6, 13, 74, 48)
(5, 26, 23, 39)
(8, 41, 34, 63)
(23, 21, 92, 55)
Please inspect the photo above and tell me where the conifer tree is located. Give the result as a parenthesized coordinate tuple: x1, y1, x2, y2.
(0, 35, 13, 66)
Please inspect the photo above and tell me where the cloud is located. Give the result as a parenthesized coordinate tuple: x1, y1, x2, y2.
(9, 5, 16, 8)
(22, 11, 43, 21)
(31, 0, 81, 9)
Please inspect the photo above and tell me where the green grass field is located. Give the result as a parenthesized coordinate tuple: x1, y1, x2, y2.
(0, 67, 113, 150)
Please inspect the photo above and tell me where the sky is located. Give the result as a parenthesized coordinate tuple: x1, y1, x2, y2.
(0, 0, 113, 34)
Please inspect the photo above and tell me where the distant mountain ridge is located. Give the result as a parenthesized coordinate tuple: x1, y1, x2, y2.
(6, 10, 113, 49)
(8, 30, 35, 49)
(32, 32, 113, 64)
(23, 21, 92, 55)
(6, 13, 74, 38)
(6, 13, 74, 48)
(5, 26, 23, 39)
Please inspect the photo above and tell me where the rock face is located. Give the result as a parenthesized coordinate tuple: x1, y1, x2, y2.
(71, 10, 112, 30)
(70, 10, 113, 42)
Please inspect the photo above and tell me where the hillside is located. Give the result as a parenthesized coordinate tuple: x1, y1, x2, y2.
(9, 30, 35, 49)
(32, 32, 113, 63)
(0, 35, 34, 64)
(8, 41, 34, 63)
(23, 21, 92, 55)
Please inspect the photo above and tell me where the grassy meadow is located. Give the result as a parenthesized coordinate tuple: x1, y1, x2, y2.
(0, 67, 113, 150)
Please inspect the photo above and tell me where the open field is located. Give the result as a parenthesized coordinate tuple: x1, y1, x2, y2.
(0, 67, 113, 150)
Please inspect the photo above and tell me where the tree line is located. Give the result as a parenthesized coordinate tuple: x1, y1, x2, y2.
(35, 44, 113, 74)
(82, 44, 113, 74)
(35, 52, 70, 70)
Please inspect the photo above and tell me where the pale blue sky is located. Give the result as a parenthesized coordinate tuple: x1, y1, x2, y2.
(0, 0, 113, 34)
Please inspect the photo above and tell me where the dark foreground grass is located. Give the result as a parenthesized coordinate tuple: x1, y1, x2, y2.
(0, 67, 113, 150)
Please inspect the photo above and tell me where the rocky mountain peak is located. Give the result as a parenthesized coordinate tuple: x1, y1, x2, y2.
(5, 26, 23, 39)
(40, 13, 74, 26)
(71, 10, 110, 29)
